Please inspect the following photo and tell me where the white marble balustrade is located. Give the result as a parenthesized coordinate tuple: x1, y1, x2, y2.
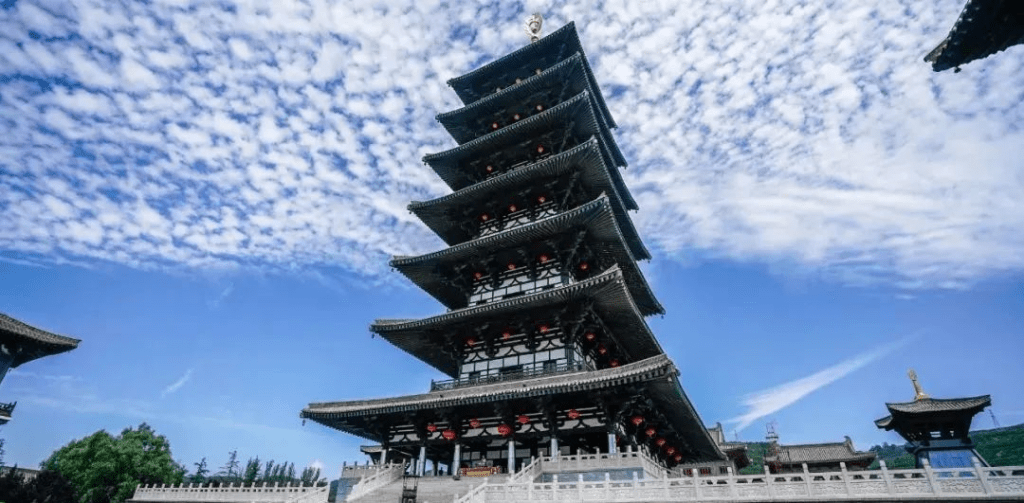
(130, 482, 328, 503)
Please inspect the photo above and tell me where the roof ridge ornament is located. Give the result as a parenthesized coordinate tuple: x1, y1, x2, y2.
(525, 13, 543, 43)
(908, 368, 929, 401)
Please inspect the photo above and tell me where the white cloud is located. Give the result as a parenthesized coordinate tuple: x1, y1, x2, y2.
(161, 369, 194, 397)
(728, 336, 915, 432)
(0, 1, 1020, 289)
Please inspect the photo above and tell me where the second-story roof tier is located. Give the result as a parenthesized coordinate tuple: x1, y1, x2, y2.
(422, 91, 635, 211)
(392, 195, 661, 315)
(372, 267, 662, 378)
(409, 138, 648, 259)
(437, 53, 625, 167)
(447, 22, 616, 129)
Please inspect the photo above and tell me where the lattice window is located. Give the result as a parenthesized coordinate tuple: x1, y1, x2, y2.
(469, 261, 568, 306)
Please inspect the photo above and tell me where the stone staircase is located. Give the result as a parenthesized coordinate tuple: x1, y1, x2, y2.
(350, 474, 508, 503)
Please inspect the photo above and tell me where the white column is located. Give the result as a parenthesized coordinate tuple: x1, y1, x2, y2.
(380, 447, 388, 466)
(452, 443, 462, 476)
(507, 439, 516, 474)
(418, 446, 427, 476)
(550, 436, 558, 459)
(607, 433, 617, 454)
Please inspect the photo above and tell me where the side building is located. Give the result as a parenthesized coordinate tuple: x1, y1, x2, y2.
(1, 312, 80, 424)
(301, 21, 725, 479)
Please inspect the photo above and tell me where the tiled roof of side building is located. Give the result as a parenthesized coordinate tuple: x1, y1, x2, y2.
(447, 22, 617, 129)
(408, 139, 647, 259)
(765, 438, 876, 464)
(393, 195, 662, 316)
(924, 0, 1024, 71)
(0, 312, 80, 366)
(875, 395, 991, 428)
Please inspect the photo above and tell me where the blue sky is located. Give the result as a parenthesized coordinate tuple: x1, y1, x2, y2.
(1, 0, 1023, 477)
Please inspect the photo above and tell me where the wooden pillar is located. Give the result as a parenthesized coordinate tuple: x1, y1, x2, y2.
(452, 443, 462, 476)
(418, 446, 427, 476)
(550, 436, 559, 460)
(607, 433, 617, 454)
(507, 439, 515, 474)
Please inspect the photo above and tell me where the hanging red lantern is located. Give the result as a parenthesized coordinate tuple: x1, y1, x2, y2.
(517, 414, 530, 425)
(474, 272, 484, 280)
(466, 338, 476, 347)
(508, 204, 517, 212)
(507, 262, 516, 271)
(497, 424, 512, 436)
(426, 423, 437, 433)
(538, 324, 549, 333)
(481, 213, 490, 221)
(597, 344, 607, 355)
(536, 104, 543, 111)
(539, 254, 549, 263)
(610, 359, 620, 367)
(674, 454, 682, 462)
(486, 165, 494, 173)
(579, 262, 589, 271)
(491, 122, 499, 130)
(585, 332, 596, 341)
(537, 195, 547, 204)
(469, 418, 482, 428)
(501, 330, 512, 340)
(513, 113, 521, 121)
(655, 438, 667, 447)
(645, 427, 656, 437)
(536, 145, 545, 154)
(442, 430, 457, 440)
(567, 409, 581, 419)
(631, 416, 644, 426)
(666, 447, 676, 455)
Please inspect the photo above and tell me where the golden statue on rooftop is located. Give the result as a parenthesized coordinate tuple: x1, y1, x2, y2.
(908, 368, 929, 400)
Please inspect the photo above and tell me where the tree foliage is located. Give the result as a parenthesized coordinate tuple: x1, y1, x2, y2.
(42, 423, 184, 503)
(0, 466, 80, 503)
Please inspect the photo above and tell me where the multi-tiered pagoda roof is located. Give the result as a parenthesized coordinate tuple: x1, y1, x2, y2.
(303, 20, 723, 472)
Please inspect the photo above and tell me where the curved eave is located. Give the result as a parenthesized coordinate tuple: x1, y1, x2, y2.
(394, 195, 662, 315)
(372, 266, 662, 378)
(409, 139, 646, 258)
(647, 373, 726, 462)
(437, 54, 626, 167)
(924, 0, 1024, 72)
(875, 395, 992, 430)
(0, 313, 80, 367)
(424, 91, 626, 194)
(447, 22, 616, 129)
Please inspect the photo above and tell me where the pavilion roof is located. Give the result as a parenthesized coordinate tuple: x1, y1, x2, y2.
(438, 53, 625, 167)
(409, 138, 646, 258)
(393, 195, 661, 315)
(0, 312, 80, 367)
(924, 0, 1024, 71)
(875, 395, 991, 429)
(765, 438, 875, 465)
(423, 91, 631, 209)
(371, 266, 662, 377)
(447, 22, 616, 129)
(302, 353, 724, 462)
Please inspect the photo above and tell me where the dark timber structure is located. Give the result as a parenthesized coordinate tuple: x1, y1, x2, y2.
(925, 0, 1024, 72)
(0, 312, 80, 424)
(302, 22, 724, 477)
(875, 370, 991, 468)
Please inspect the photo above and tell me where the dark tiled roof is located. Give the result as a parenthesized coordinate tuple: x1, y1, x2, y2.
(0, 313, 80, 367)
(875, 395, 991, 428)
(393, 195, 661, 316)
(409, 139, 647, 259)
(924, 0, 1024, 71)
(765, 439, 875, 465)
(371, 267, 662, 377)
(448, 22, 616, 129)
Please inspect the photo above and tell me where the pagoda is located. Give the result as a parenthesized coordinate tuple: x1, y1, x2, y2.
(302, 18, 724, 478)
(0, 312, 80, 424)
(875, 369, 991, 468)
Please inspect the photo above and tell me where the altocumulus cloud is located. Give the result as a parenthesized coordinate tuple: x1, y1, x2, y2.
(0, 0, 1021, 288)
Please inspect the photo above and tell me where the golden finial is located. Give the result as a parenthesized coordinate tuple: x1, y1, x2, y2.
(525, 14, 543, 43)
(908, 369, 929, 400)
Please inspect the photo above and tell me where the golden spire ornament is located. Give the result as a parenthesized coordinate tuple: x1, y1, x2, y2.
(525, 13, 543, 43)
(908, 368, 929, 400)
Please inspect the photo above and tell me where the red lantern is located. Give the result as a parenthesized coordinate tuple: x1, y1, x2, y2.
(610, 359, 620, 367)
(426, 423, 437, 433)
(539, 254, 549, 263)
(674, 454, 682, 462)
(497, 424, 512, 436)
(508, 204, 517, 212)
(538, 324, 549, 333)
(486, 165, 494, 173)
(507, 262, 516, 270)
(585, 332, 596, 341)
(655, 438, 667, 447)
(631, 416, 644, 426)
(579, 262, 589, 271)
(597, 344, 607, 355)
(491, 122, 499, 130)
(536, 145, 545, 154)
(537, 195, 547, 204)
(517, 414, 530, 425)
(469, 418, 481, 428)
(474, 272, 483, 280)
(536, 104, 543, 111)
(466, 338, 476, 347)
(442, 430, 456, 440)
(501, 330, 512, 340)
(481, 213, 490, 221)
(666, 447, 676, 455)
(567, 409, 581, 419)
(645, 427, 656, 437)
(513, 113, 521, 121)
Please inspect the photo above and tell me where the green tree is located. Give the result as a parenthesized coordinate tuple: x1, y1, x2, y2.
(42, 422, 184, 503)
(219, 450, 240, 480)
(262, 460, 275, 482)
(243, 456, 261, 485)
(191, 457, 209, 484)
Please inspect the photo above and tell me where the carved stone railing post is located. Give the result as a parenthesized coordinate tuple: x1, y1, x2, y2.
(922, 458, 939, 495)
(840, 462, 852, 495)
(802, 463, 811, 496)
(878, 460, 893, 494)
(764, 465, 775, 500)
(728, 466, 738, 498)
(577, 473, 583, 500)
(973, 457, 994, 494)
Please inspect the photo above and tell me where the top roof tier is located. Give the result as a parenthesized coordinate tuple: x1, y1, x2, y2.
(0, 312, 80, 367)
(447, 22, 617, 129)
(874, 395, 991, 429)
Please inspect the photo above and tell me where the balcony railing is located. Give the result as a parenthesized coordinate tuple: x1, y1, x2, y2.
(431, 362, 588, 392)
